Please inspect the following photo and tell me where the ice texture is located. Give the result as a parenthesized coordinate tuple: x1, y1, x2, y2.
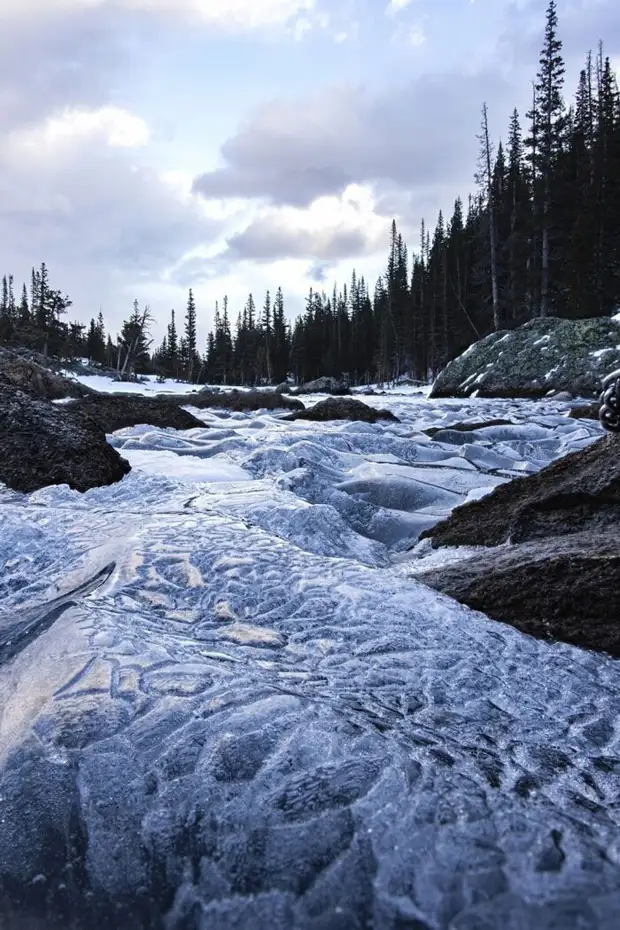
(1, 392, 618, 929)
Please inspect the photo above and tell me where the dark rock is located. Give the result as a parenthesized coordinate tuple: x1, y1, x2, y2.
(568, 403, 599, 421)
(72, 393, 206, 433)
(179, 389, 304, 412)
(293, 377, 350, 396)
(0, 349, 92, 401)
(285, 397, 399, 424)
(0, 389, 131, 493)
(418, 434, 620, 656)
(430, 317, 620, 399)
(420, 434, 620, 548)
(417, 531, 620, 657)
(424, 419, 514, 438)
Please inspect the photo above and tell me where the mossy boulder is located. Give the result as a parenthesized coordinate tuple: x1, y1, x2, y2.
(430, 317, 620, 399)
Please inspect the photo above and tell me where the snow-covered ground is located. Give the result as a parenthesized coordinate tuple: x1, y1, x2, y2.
(65, 372, 207, 395)
(2, 388, 619, 928)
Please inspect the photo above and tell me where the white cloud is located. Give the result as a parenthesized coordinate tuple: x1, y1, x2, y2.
(9, 106, 150, 151)
(386, 0, 414, 15)
(0, 0, 320, 32)
(226, 184, 391, 262)
(407, 23, 426, 45)
(0, 105, 221, 333)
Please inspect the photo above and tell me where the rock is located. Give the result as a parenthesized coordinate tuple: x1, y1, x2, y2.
(0, 349, 92, 401)
(417, 433, 620, 656)
(274, 382, 292, 394)
(285, 397, 399, 423)
(424, 418, 514, 437)
(430, 316, 620, 399)
(294, 377, 350, 396)
(552, 390, 573, 401)
(71, 393, 206, 433)
(568, 402, 599, 421)
(417, 530, 620, 657)
(420, 434, 620, 548)
(0, 389, 131, 494)
(180, 389, 304, 412)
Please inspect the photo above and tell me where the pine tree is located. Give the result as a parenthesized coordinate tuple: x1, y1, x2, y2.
(476, 103, 500, 330)
(167, 309, 179, 377)
(528, 0, 566, 316)
(184, 288, 197, 381)
(19, 283, 29, 323)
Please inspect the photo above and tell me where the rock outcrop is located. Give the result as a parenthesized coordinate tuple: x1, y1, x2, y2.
(0, 349, 93, 401)
(285, 397, 399, 423)
(430, 316, 620, 399)
(417, 433, 620, 656)
(293, 377, 350, 396)
(72, 393, 206, 433)
(185, 389, 304, 412)
(0, 389, 131, 493)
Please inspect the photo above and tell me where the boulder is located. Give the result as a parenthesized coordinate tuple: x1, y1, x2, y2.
(285, 397, 399, 424)
(421, 434, 620, 547)
(72, 393, 206, 433)
(417, 530, 620, 657)
(568, 402, 599, 421)
(0, 389, 131, 494)
(0, 349, 92, 401)
(417, 433, 620, 656)
(293, 377, 350, 396)
(430, 316, 620, 399)
(180, 389, 304, 412)
(424, 418, 514, 437)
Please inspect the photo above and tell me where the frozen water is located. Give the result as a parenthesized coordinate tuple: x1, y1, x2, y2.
(1, 390, 618, 929)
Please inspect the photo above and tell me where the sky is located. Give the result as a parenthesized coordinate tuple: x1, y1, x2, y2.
(1, 0, 619, 345)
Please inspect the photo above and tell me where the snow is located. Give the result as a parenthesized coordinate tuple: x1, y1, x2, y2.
(66, 373, 206, 394)
(1, 388, 618, 927)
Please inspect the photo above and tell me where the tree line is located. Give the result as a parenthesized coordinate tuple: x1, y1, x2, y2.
(1, 2, 618, 385)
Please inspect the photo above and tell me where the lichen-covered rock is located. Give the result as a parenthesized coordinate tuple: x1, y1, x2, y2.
(286, 397, 399, 423)
(72, 393, 206, 433)
(0, 349, 92, 401)
(0, 389, 131, 493)
(430, 316, 620, 399)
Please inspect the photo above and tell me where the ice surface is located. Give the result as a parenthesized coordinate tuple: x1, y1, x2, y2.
(1, 390, 618, 929)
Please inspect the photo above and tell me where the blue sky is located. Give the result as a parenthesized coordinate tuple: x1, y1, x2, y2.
(0, 0, 618, 344)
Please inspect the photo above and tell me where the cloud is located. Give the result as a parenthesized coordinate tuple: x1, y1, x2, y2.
(0, 105, 222, 331)
(386, 0, 413, 15)
(192, 70, 513, 209)
(0, 7, 127, 133)
(175, 185, 389, 279)
(0, 0, 323, 33)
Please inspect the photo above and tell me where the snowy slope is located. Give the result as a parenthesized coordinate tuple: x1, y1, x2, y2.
(1, 391, 618, 929)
